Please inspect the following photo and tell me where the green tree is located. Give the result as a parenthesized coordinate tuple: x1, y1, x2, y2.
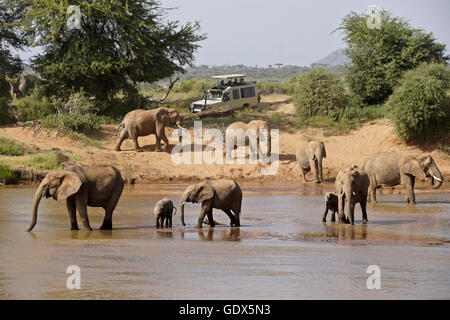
(0, 0, 29, 77)
(294, 69, 348, 120)
(338, 10, 448, 105)
(20, 0, 205, 101)
(388, 63, 450, 141)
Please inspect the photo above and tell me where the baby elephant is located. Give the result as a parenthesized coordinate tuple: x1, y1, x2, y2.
(154, 198, 177, 228)
(322, 192, 339, 222)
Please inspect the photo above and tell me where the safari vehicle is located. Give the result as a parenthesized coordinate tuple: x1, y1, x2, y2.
(189, 74, 259, 113)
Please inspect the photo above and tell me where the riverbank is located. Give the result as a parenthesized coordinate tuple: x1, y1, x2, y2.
(0, 95, 449, 186)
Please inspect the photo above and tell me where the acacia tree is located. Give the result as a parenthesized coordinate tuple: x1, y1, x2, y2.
(0, 1, 29, 78)
(338, 10, 448, 105)
(20, 0, 205, 101)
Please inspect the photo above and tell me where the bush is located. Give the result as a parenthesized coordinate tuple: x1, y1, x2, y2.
(0, 164, 18, 184)
(257, 77, 298, 95)
(0, 97, 14, 124)
(173, 78, 215, 94)
(294, 69, 349, 121)
(42, 90, 102, 133)
(388, 63, 450, 141)
(13, 91, 55, 122)
(0, 137, 25, 156)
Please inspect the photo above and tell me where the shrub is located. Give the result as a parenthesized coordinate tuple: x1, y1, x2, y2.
(13, 90, 55, 121)
(0, 137, 25, 156)
(173, 78, 215, 94)
(0, 97, 14, 124)
(294, 69, 349, 121)
(0, 164, 18, 184)
(388, 63, 450, 141)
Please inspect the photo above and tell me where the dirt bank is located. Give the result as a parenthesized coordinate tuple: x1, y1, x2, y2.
(1, 115, 449, 187)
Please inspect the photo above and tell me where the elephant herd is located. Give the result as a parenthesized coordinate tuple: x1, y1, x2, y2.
(26, 107, 444, 231)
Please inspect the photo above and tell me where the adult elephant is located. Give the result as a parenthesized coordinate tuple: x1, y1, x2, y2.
(296, 140, 326, 183)
(363, 152, 443, 204)
(335, 166, 370, 225)
(225, 120, 271, 159)
(27, 165, 124, 231)
(179, 179, 242, 228)
(115, 107, 183, 152)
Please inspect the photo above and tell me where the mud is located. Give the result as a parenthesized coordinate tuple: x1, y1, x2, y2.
(0, 183, 449, 299)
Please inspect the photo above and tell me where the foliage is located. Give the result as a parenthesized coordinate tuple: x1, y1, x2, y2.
(0, 136, 25, 156)
(172, 78, 215, 94)
(0, 0, 30, 77)
(294, 69, 349, 121)
(0, 164, 17, 184)
(0, 96, 13, 124)
(12, 91, 55, 121)
(338, 10, 449, 104)
(257, 76, 298, 95)
(388, 63, 450, 141)
(20, 0, 205, 101)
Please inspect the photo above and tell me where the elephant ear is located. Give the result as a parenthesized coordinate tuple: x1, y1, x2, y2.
(156, 108, 170, 125)
(195, 183, 215, 203)
(55, 171, 82, 200)
(400, 159, 425, 178)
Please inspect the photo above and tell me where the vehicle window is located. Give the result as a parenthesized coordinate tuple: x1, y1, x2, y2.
(240, 87, 256, 98)
(233, 89, 240, 100)
(223, 92, 230, 102)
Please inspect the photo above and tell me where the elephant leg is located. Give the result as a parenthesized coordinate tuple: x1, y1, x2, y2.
(232, 208, 241, 227)
(161, 132, 170, 149)
(322, 207, 328, 222)
(155, 216, 160, 228)
(331, 210, 336, 222)
(114, 128, 129, 151)
(75, 197, 92, 231)
(361, 198, 368, 224)
(206, 209, 215, 228)
(100, 186, 122, 230)
(155, 136, 163, 152)
(310, 159, 320, 183)
(222, 209, 236, 226)
(368, 179, 377, 203)
(168, 215, 172, 227)
(196, 205, 209, 228)
(132, 135, 143, 152)
(66, 199, 79, 230)
(301, 168, 308, 182)
(403, 175, 416, 204)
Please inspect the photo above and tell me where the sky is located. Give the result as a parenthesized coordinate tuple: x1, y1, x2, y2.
(17, 0, 450, 67)
(161, 0, 450, 66)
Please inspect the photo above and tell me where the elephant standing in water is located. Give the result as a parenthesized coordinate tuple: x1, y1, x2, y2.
(364, 152, 443, 204)
(154, 198, 177, 228)
(28, 165, 124, 231)
(179, 179, 242, 228)
(225, 120, 271, 159)
(335, 166, 370, 225)
(296, 140, 327, 183)
(115, 107, 183, 152)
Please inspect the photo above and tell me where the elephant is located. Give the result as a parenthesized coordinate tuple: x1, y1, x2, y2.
(225, 120, 271, 159)
(296, 140, 326, 183)
(335, 166, 370, 225)
(27, 165, 124, 231)
(154, 198, 177, 228)
(322, 192, 338, 222)
(363, 152, 443, 204)
(179, 179, 242, 228)
(115, 107, 183, 152)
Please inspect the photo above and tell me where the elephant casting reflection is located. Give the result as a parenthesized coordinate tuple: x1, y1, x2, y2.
(364, 152, 443, 204)
(179, 179, 242, 228)
(27, 165, 124, 231)
(296, 140, 327, 183)
(115, 107, 184, 152)
(335, 166, 370, 225)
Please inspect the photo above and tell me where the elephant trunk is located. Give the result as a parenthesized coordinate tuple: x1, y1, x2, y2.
(318, 157, 324, 183)
(28, 182, 45, 231)
(180, 202, 185, 226)
(429, 162, 443, 189)
(176, 120, 184, 144)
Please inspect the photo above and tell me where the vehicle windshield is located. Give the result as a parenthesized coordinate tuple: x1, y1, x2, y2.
(201, 91, 223, 101)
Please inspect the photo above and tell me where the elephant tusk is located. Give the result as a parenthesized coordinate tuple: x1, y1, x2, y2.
(340, 191, 344, 196)
(352, 192, 356, 196)
(432, 175, 442, 182)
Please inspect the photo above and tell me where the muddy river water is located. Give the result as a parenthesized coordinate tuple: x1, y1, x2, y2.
(0, 183, 449, 299)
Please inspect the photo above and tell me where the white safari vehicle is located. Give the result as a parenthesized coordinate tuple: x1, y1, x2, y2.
(189, 74, 259, 113)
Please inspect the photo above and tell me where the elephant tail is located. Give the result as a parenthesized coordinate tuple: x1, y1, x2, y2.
(173, 206, 177, 216)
